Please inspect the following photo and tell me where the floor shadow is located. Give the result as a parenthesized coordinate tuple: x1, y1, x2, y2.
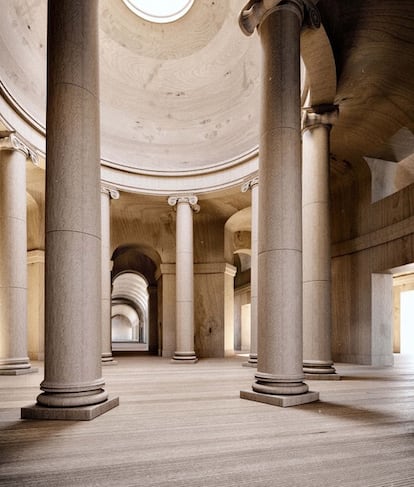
(299, 399, 404, 424)
(0, 415, 80, 465)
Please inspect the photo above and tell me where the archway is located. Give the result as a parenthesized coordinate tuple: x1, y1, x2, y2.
(111, 245, 160, 354)
(111, 273, 149, 351)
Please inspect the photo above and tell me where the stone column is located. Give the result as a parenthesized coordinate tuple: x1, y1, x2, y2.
(168, 195, 199, 363)
(0, 134, 38, 375)
(241, 176, 259, 367)
(22, 0, 118, 420)
(302, 106, 339, 379)
(239, 0, 319, 406)
(101, 186, 119, 365)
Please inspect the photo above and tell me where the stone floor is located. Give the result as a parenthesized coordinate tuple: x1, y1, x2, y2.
(0, 354, 413, 486)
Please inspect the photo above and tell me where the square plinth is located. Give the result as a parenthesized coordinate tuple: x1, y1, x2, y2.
(242, 362, 257, 368)
(240, 390, 319, 407)
(102, 360, 118, 366)
(0, 367, 39, 376)
(21, 396, 119, 421)
(305, 373, 341, 380)
(171, 359, 199, 364)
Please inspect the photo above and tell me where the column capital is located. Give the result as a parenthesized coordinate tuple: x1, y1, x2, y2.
(0, 133, 39, 166)
(101, 185, 120, 200)
(241, 175, 259, 193)
(239, 0, 320, 36)
(302, 105, 339, 132)
(168, 194, 200, 213)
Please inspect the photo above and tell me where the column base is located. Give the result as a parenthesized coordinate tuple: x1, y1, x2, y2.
(303, 360, 339, 379)
(0, 358, 38, 375)
(102, 360, 118, 366)
(171, 352, 198, 364)
(102, 356, 118, 366)
(0, 367, 38, 376)
(242, 353, 257, 368)
(240, 389, 319, 408)
(21, 396, 119, 421)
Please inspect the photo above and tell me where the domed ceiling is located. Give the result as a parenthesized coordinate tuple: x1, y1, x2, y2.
(0, 0, 261, 175)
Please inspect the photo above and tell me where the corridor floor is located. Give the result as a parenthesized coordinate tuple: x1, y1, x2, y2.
(1, 354, 413, 486)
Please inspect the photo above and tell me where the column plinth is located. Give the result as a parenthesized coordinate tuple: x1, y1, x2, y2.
(239, 0, 319, 406)
(22, 0, 118, 419)
(168, 195, 199, 364)
(0, 134, 38, 375)
(302, 107, 339, 380)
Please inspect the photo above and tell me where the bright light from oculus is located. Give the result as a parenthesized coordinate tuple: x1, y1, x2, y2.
(123, 0, 195, 23)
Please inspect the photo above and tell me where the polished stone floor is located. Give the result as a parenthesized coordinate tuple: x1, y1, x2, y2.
(0, 354, 413, 486)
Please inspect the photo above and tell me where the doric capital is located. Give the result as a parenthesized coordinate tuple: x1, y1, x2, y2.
(239, 0, 320, 36)
(302, 104, 339, 132)
(0, 133, 39, 166)
(101, 185, 120, 200)
(168, 194, 200, 213)
(241, 175, 259, 193)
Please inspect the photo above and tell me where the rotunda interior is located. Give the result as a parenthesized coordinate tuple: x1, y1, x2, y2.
(1, 0, 414, 384)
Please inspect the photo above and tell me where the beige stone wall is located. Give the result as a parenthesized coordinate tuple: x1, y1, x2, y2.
(331, 168, 414, 365)
(27, 250, 44, 360)
(194, 263, 236, 358)
(234, 285, 251, 351)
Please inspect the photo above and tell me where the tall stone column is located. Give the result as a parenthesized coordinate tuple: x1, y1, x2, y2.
(101, 186, 119, 365)
(302, 106, 339, 378)
(168, 195, 199, 363)
(22, 0, 118, 420)
(241, 176, 259, 367)
(239, 0, 319, 406)
(0, 134, 38, 375)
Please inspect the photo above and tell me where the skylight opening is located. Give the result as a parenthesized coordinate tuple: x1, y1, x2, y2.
(122, 0, 195, 23)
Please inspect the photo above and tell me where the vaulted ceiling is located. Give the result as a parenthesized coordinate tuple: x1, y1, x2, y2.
(2, 0, 414, 235)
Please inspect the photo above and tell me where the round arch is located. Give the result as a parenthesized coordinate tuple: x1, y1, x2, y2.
(111, 271, 150, 351)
